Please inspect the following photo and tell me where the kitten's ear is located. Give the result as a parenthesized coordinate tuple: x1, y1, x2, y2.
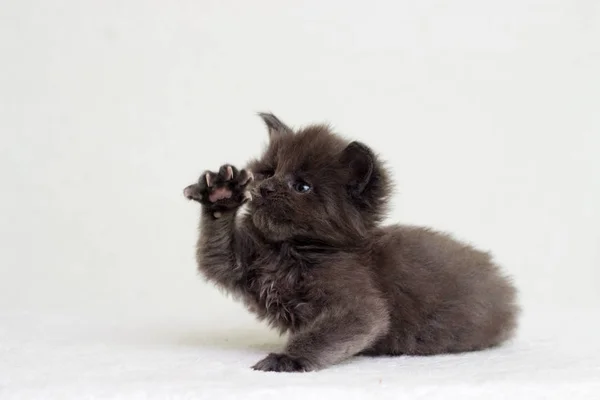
(258, 112, 293, 140)
(340, 141, 374, 194)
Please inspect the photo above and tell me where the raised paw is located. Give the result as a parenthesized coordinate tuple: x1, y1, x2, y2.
(183, 164, 253, 210)
(251, 353, 311, 373)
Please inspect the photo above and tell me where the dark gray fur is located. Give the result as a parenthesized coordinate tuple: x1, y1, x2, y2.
(183, 113, 519, 372)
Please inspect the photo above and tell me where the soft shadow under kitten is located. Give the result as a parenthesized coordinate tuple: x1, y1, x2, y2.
(183, 113, 519, 372)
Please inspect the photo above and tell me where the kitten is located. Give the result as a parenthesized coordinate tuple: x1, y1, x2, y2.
(183, 113, 519, 372)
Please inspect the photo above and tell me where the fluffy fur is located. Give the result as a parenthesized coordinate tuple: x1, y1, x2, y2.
(183, 113, 519, 372)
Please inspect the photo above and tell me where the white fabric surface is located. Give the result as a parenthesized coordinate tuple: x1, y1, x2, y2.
(2, 308, 599, 400)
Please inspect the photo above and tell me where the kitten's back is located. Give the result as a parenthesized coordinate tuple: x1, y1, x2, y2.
(370, 225, 519, 355)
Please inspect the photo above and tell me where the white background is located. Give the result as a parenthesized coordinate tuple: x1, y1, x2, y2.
(1, 0, 599, 331)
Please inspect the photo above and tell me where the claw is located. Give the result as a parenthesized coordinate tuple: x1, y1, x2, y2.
(205, 172, 213, 187)
(226, 166, 234, 180)
(239, 170, 254, 185)
(183, 184, 196, 199)
(246, 171, 254, 183)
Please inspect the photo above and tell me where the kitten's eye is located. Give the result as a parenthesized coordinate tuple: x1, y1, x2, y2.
(293, 181, 311, 193)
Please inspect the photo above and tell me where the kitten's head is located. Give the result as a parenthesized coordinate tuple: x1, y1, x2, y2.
(246, 113, 391, 243)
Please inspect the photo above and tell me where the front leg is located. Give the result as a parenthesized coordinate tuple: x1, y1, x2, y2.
(252, 304, 389, 372)
(183, 165, 254, 289)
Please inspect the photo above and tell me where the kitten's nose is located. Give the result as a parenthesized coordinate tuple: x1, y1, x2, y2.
(259, 182, 276, 197)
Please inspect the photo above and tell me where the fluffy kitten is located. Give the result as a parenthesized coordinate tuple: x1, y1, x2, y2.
(183, 113, 519, 372)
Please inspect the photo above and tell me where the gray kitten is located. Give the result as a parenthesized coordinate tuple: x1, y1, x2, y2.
(183, 113, 519, 372)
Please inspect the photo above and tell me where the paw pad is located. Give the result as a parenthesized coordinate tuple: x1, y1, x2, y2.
(183, 164, 254, 210)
